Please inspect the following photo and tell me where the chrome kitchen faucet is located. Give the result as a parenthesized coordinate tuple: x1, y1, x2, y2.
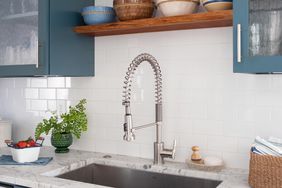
(122, 53, 176, 165)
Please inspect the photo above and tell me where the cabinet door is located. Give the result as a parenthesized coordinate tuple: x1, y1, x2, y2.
(234, 0, 282, 73)
(0, 0, 49, 76)
(49, 0, 94, 77)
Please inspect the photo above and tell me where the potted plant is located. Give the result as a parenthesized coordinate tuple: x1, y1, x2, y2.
(35, 99, 87, 153)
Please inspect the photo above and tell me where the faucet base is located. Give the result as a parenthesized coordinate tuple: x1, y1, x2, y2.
(154, 142, 164, 165)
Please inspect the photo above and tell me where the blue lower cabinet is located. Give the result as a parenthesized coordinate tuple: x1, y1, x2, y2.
(234, 0, 282, 73)
(0, 0, 94, 77)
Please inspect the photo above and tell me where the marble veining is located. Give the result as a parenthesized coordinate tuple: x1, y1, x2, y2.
(0, 147, 249, 188)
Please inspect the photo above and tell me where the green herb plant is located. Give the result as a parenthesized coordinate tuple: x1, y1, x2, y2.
(35, 99, 88, 140)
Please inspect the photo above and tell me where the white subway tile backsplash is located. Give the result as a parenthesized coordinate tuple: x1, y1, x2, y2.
(47, 100, 57, 111)
(237, 138, 253, 154)
(0, 26, 281, 170)
(223, 121, 255, 138)
(25, 88, 39, 99)
(139, 144, 154, 159)
(39, 89, 56, 100)
(30, 78, 47, 88)
(95, 140, 118, 154)
(116, 142, 140, 157)
(47, 77, 65, 88)
(56, 89, 68, 100)
(222, 152, 250, 169)
(174, 147, 190, 162)
(207, 104, 237, 121)
(30, 100, 47, 111)
(207, 136, 237, 152)
(179, 103, 208, 119)
(162, 117, 193, 133)
(193, 120, 223, 136)
(178, 134, 207, 150)
(0, 78, 15, 88)
(271, 107, 282, 122)
(237, 105, 271, 123)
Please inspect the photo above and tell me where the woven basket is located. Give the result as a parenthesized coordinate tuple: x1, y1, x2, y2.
(114, 3, 154, 21)
(249, 152, 282, 188)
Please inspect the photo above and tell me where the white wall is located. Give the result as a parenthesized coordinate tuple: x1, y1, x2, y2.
(0, 1, 282, 169)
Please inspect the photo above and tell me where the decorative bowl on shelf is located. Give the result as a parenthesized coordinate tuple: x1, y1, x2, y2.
(82, 6, 116, 25)
(201, 0, 232, 12)
(156, 0, 200, 17)
(113, 0, 154, 21)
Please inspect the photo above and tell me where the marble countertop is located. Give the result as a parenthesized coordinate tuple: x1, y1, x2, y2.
(0, 147, 250, 188)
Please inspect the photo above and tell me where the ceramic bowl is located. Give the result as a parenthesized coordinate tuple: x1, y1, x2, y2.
(5, 137, 44, 163)
(156, 0, 200, 17)
(82, 6, 116, 25)
(201, 0, 232, 12)
(114, 0, 152, 4)
(11, 147, 41, 163)
(113, 0, 154, 21)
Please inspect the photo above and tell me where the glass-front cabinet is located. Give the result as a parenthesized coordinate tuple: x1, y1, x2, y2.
(0, 0, 94, 77)
(234, 0, 282, 73)
(0, 0, 38, 66)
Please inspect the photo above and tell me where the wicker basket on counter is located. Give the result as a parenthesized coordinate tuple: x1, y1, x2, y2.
(249, 152, 282, 188)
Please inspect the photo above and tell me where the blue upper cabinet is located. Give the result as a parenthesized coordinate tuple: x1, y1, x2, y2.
(234, 0, 282, 73)
(0, 0, 94, 77)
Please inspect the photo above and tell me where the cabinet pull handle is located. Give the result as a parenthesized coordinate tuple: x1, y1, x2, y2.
(237, 24, 242, 63)
(37, 42, 42, 69)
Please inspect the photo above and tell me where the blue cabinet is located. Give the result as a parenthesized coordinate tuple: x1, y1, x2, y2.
(0, 0, 94, 77)
(233, 0, 282, 73)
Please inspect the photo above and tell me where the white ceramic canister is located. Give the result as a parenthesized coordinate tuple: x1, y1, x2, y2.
(0, 119, 12, 147)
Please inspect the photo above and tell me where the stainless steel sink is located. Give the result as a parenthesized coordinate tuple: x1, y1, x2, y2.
(57, 164, 222, 188)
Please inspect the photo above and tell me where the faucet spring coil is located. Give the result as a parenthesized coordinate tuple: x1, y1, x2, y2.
(122, 53, 163, 104)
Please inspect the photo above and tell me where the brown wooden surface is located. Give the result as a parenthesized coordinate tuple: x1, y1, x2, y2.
(74, 10, 233, 37)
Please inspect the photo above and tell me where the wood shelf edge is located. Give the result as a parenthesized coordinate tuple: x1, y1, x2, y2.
(74, 10, 233, 37)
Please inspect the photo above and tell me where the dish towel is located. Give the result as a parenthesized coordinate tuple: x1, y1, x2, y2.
(0, 155, 53, 165)
(252, 136, 282, 156)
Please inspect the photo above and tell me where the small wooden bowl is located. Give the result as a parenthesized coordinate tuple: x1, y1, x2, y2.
(186, 159, 224, 172)
(113, 0, 155, 21)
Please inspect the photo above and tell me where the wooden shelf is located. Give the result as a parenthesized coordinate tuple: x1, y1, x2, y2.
(74, 10, 233, 37)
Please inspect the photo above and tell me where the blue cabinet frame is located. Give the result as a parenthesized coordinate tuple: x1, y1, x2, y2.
(233, 0, 282, 73)
(0, 0, 94, 77)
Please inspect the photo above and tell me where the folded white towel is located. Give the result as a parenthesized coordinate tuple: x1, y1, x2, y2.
(268, 136, 282, 147)
(255, 136, 282, 155)
(252, 143, 282, 157)
(251, 136, 282, 156)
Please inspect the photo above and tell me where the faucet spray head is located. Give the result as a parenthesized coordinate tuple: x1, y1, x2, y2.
(123, 114, 135, 141)
(123, 127, 135, 142)
(123, 102, 135, 141)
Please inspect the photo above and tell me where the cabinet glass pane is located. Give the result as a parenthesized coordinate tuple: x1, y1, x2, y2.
(0, 0, 38, 66)
(249, 0, 282, 56)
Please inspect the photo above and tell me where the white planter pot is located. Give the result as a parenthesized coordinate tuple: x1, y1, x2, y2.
(11, 147, 41, 163)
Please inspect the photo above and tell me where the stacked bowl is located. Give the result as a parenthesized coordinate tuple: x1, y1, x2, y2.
(201, 0, 233, 12)
(82, 6, 116, 25)
(113, 0, 155, 21)
(156, 0, 200, 17)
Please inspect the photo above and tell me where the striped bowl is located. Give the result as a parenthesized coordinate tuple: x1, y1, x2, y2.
(82, 6, 116, 25)
(201, 0, 232, 12)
